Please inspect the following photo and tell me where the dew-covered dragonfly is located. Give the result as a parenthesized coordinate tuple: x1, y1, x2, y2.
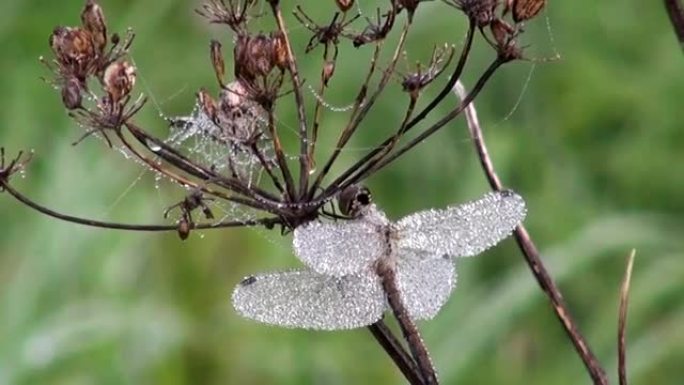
(232, 187, 526, 330)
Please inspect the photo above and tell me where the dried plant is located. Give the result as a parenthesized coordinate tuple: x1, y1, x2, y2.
(0, 0, 631, 384)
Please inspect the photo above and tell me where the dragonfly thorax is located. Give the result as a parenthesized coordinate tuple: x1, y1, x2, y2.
(337, 184, 372, 217)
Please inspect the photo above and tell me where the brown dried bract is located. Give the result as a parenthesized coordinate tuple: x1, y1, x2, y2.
(103, 61, 136, 103)
(511, 0, 546, 23)
(445, 0, 497, 28)
(335, 0, 355, 12)
(50, 26, 97, 82)
(210, 40, 226, 88)
(61, 76, 83, 110)
(81, 0, 108, 54)
(234, 34, 283, 81)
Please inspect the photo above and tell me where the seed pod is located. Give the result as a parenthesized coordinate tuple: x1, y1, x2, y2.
(321, 60, 335, 85)
(61, 77, 83, 110)
(197, 88, 218, 122)
(335, 0, 354, 12)
(103, 61, 136, 102)
(234, 34, 274, 80)
(50, 26, 96, 79)
(490, 18, 511, 49)
(81, 0, 107, 53)
(210, 40, 226, 87)
(512, 0, 546, 23)
(271, 32, 288, 71)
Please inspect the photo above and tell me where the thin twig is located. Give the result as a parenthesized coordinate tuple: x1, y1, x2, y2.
(311, 21, 477, 203)
(310, 21, 411, 197)
(0, 179, 279, 231)
(125, 122, 281, 204)
(308, 44, 383, 199)
(116, 130, 275, 214)
(328, 57, 504, 196)
(664, 0, 684, 51)
(307, 38, 339, 181)
(405, 21, 475, 129)
(269, 2, 310, 199)
(249, 141, 286, 195)
(368, 321, 425, 385)
(265, 110, 297, 202)
(618, 249, 637, 385)
(453, 81, 609, 385)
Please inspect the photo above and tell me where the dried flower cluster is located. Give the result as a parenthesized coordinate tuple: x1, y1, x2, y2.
(1, 0, 548, 238)
(44, 0, 140, 146)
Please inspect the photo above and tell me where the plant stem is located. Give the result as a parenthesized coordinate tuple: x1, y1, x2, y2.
(453, 81, 609, 385)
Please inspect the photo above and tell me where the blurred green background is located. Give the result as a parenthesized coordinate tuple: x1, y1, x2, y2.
(1, 0, 683, 384)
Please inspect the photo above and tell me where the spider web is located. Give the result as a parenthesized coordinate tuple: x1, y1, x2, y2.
(165, 98, 273, 189)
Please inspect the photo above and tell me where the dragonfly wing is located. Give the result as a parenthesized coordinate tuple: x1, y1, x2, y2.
(396, 249, 456, 321)
(232, 269, 385, 330)
(396, 190, 526, 258)
(293, 220, 385, 276)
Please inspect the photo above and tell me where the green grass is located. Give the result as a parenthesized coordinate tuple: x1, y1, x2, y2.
(1, 1, 683, 384)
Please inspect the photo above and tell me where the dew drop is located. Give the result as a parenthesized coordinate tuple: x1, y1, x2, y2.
(154, 173, 162, 190)
(146, 139, 162, 152)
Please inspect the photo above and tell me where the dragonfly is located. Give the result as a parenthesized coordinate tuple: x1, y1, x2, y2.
(232, 186, 526, 383)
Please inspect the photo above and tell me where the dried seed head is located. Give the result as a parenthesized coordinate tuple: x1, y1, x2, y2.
(489, 19, 523, 61)
(511, 0, 546, 23)
(210, 40, 226, 87)
(490, 18, 511, 48)
(81, 0, 107, 53)
(400, 45, 454, 100)
(50, 26, 96, 79)
(448, 0, 497, 28)
(335, 0, 354, 12)
(338, 185, 372, 217)
(271, 32, 288, 71)
(197, 88, 218, 121)
(234, 34, 275, 80)
(196, 0, 258, 34)
(61, 76, 83, 110)
(351, 8, 396, 47)
(103, 60, 136, 102)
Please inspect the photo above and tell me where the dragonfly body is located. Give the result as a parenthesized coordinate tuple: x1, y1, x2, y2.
(233, 189, 526, 328)
(233, 189, 525, 383)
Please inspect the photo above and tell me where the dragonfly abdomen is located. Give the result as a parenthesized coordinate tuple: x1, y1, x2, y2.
(376, 260, 439, 385)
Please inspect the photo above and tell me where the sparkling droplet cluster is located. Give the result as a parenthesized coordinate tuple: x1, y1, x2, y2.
(396, 251, 456, 320)
(232, 270, 384, 330)
(397, 190, 527, 257)
(166, 101, 273, 186)
(293, 220, 385, 277)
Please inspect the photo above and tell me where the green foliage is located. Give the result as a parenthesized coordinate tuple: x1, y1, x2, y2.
(1, 1, 682, 384)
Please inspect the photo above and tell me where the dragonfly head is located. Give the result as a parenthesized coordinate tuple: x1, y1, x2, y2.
(337, 184, 372, 218)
